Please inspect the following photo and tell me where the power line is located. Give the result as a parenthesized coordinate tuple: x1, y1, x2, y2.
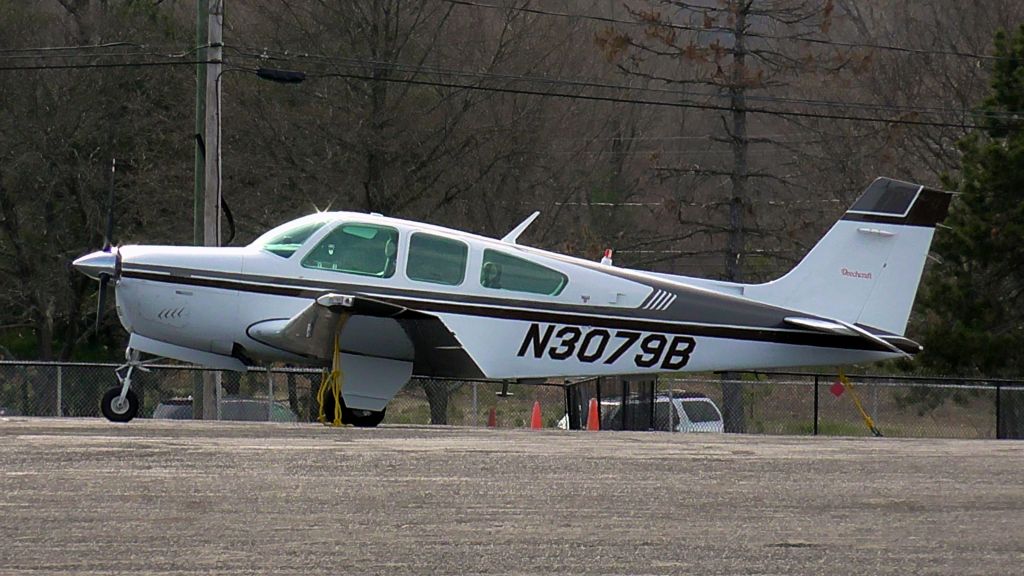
(0, 41, 140, 53)
(227, 48, 1005, 127)
(0, 60, 212, 72)
(232, 46, 1007, 121)
(0, 41, 1006, 123)
(0, 50, 193, 62)
(279, 65, 986, 130)
(0, 45, 1000, 130)
(0, 43, 211, 62)
(1, 41, 997, 123)
(441, 0, 1008, 61)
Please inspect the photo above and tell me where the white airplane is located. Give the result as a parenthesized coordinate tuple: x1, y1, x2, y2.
(74, 177, 951, 425)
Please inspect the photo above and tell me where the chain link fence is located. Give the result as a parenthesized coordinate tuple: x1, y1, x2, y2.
(654, 373, 1024, 439)
(0, 361, 566, 428)
(1, 361, 1022, 439)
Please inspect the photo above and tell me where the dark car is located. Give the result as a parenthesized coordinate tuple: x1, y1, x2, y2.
(153, 397, 298, 422)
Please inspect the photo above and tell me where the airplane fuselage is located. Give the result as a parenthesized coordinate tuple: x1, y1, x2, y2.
(109, 211, 903, 380)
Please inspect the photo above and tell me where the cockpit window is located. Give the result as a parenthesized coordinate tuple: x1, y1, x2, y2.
(480, 249, 567, 296)
(252, 217, 329, 258)
(302, 223, 399, 278)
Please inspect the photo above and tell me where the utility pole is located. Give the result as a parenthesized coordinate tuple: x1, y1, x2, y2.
(204, 0, 223, 249)
(202, 0, 224, 420)
(721, 0, 749, 434)
(192, 1, 209, 419)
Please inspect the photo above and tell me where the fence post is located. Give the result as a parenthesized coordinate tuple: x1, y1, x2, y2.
(472, 382, 478, 427)
(56, 365, 63, 417)
(620, 378, 628, 431)
(813, 375, 819, 436)
(995, 383, 1002, 440)
(667, 380, 675, 433)
(564, 384, 571, 429)
(267, 367, 274, 422)
(215, 371, 222, 420)
(648, 380, 655, 432)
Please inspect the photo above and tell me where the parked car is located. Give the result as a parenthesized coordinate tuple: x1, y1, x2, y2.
(655, 392, 724, 433)
(560, 391, 723, 432)
(153, 396, 298, 422)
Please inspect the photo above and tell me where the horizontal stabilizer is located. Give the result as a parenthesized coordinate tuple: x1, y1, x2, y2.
(784, 316, 917, 357)
(784, 316, 858, 336)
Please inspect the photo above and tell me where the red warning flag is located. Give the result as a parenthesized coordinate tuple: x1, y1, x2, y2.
(830, 380, 846, 397)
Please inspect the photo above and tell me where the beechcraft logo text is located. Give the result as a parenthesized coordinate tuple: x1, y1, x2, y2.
(841, 268, 873, 279)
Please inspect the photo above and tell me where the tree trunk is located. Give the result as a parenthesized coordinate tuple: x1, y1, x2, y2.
(998, 386, 1024, 439)
(363, 0, 389, 213)
(421, 380, 451, 425)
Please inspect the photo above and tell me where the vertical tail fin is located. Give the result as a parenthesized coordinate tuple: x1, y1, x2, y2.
(745, 178, 953, 336)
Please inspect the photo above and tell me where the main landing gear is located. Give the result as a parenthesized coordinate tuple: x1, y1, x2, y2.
(100, 348, 150, 423)
(315, 330, 386, 428)
(319, 393, 387, 428)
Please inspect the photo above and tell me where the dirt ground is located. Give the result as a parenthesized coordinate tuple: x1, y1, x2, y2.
(0, 418, 1021, 575)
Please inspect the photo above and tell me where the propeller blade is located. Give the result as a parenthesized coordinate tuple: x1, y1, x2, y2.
(102, 158, 116, 252)
(95, 273, 109, 334)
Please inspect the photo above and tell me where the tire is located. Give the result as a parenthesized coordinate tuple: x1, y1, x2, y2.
(101, 388, 139, 423)
(320, 392, 385, 427)
(343, 405, 386, 428)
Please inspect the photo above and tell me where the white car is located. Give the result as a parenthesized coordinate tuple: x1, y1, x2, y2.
(559, 392, 724, 432)
(655, 393, 724, 433)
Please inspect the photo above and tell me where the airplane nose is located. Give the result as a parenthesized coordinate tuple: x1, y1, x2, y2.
(73, 250, 118, 280)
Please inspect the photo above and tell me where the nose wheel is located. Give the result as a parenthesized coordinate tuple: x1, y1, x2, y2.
(100, 347, 150, 423)
(101, 387, 139, 422)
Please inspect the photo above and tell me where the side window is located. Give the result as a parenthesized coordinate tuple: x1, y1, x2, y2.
(301, 223, 399, 278)
(480, 249, 568, 296)
(406, 233, 468, 286)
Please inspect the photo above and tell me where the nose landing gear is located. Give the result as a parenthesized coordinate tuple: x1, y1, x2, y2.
(100, 348, 150, 423)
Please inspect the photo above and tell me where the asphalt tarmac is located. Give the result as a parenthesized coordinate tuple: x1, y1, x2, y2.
(0, 418, 1021, 575)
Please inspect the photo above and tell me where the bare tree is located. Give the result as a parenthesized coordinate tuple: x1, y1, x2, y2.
(0, 2, 193, 360)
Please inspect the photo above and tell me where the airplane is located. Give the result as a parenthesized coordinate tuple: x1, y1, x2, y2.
(73, 177, 952, 425)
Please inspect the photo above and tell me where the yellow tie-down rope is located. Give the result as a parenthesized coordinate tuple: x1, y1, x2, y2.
(838, 372, 883, 437)
(316, 331, 345, 427)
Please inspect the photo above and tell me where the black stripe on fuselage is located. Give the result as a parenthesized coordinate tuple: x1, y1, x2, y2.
(120, 266, 917, 354)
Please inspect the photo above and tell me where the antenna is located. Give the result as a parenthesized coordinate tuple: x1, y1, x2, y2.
(501, 211, 541, 244)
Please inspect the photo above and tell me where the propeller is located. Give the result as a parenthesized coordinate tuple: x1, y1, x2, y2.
(95, 159, 117, 334)
(71, 158, 122, 335)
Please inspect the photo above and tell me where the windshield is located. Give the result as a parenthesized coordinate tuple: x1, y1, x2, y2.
(250, 215, 332, 258)
(682, 400, 721, 423)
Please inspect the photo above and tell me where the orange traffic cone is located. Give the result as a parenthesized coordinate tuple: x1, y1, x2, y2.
(530, 401, 543, 429)
(586, 398, 600, 431)
(487, 406, 497, 428)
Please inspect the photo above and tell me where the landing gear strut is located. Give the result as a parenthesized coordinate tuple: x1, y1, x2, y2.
(100, 348, 149, 423)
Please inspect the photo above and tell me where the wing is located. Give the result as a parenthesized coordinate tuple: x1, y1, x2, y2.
(247, 293, 485, 378)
